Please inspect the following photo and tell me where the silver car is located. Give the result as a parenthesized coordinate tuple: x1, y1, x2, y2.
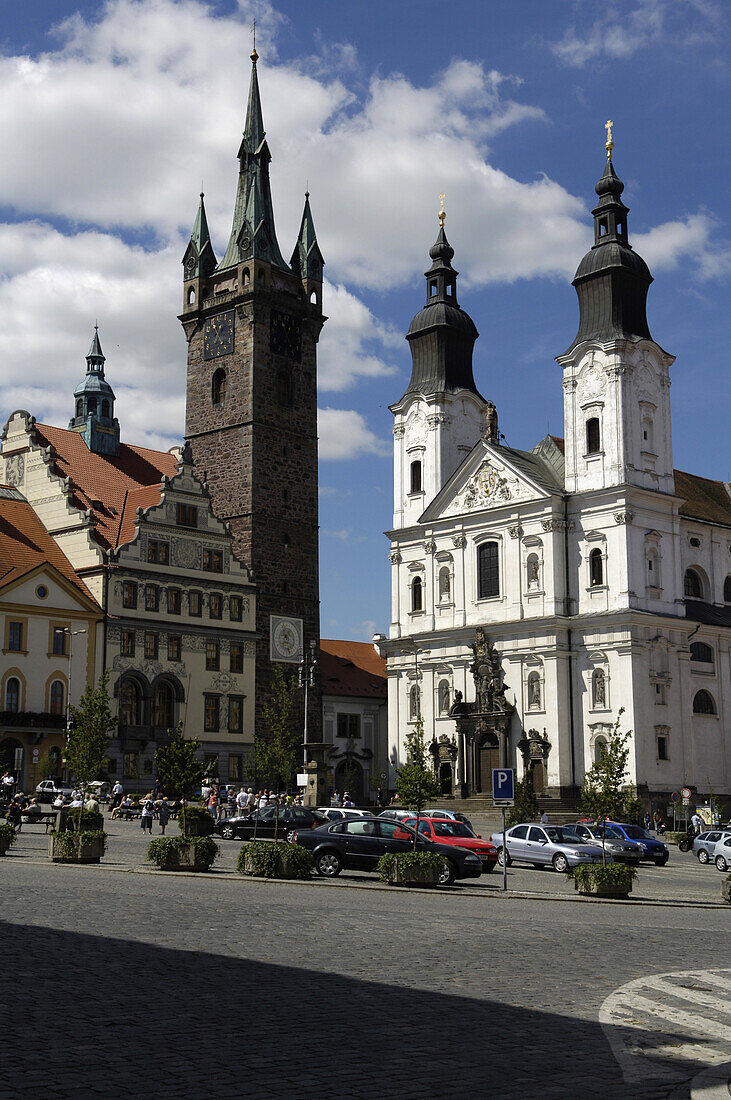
(490, 823, 611, 873)
(693, 830, 731, 865)
(571, 823, 643, 864)
(711, 834, 731, 872)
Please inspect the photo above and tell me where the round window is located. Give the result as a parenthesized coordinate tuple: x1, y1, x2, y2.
(36, 584, 48, 599)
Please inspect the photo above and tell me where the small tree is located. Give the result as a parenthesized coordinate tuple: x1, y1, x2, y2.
(256, 667, 300, 838)
(153, 725, 211, 836)
(507, 777, 540, 827)
(37, 745, 61, 779)
(395, 715, 440, 848)
(579, 708, 632, 864)
(64, 671, 117, 851)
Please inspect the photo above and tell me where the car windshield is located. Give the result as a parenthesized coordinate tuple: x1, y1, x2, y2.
(430, 821, 475, 838)
(544, 827, 583, 844)
(621, 826, 651, 840)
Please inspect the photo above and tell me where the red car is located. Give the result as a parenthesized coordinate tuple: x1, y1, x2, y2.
(403, 816, 498, 872)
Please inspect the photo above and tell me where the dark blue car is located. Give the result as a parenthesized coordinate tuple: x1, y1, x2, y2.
(604, 821, 669, 865)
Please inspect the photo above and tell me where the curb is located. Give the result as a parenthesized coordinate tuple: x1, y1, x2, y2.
(7, 855, 730, 909)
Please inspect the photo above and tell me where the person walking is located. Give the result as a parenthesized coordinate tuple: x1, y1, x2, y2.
(540, 810, 549, 825)
(111, 780, 123, 811)
(227, 787, 236, 819)
(2, 772, 15, 800)
(691, 809, 704, 835)
(207, 788, 219, 820)
(141, 798, 154, 834)
(236, 787, 247, 817)
(158, 797, 171, 835)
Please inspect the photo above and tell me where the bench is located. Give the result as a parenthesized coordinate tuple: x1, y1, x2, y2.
(110, 807, 142, 820)
(19, 810, 58, 833)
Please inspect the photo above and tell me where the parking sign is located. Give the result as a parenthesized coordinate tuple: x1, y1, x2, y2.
(492, 768, 515, 806)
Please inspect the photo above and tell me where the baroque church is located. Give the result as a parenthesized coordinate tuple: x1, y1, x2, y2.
(381, 131, 731, 808)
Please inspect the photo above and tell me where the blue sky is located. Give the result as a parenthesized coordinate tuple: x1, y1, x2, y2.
(1, 0, 729, 642)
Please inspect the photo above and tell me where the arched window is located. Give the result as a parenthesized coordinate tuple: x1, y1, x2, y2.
(586, 417, 601, 454)
(152, 681, 175, 729)
(76, 399, 83, 418)
(592, 669, 607, 708)
(409, 684, 420, 720)
(438, 679, 450, 715)
(594, 737, 608, 764)
(87, 397, 97, 415)
(724, 575, 731, 604)
(49, 680, 65, 716)
(527, 671, 541, 710)
(690, 642, 714, 665)
(438, 566, 451, 602)
(526, 553, 540, 590)
(212, 368, 226, 405)
(187, 286, 196, 305)
(684, 569, 703, 599)
(242, 267, 250, 286)
(5, 677, 20, 713)
(642, 416, 654, 452)
(410, 460, 422, 494)
(477, 541, 499, 599)
(119, 679, 142, 726)
(412, 575, 423, 612)
(589, 547, 604, 587)
(693, 690, 717, 715)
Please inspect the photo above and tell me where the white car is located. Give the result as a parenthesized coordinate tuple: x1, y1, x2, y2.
(693, 829, 731, 864)
(35, 778, 74, 803)
(712, 834, 731, 872)
(317, 807, 375, 821)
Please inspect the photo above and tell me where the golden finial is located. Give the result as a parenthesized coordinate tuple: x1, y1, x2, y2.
(605, 119, 614, 160)
(438, 192, 446, 228)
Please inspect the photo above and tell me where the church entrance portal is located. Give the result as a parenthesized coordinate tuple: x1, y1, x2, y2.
(479, 743, 500, 793)
(530, 759, 545, 794)
(439, 762, 453, 796)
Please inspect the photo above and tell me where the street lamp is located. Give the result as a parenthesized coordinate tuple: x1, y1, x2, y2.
(63, 628, 88, 734)
(298, 639, 318, 765)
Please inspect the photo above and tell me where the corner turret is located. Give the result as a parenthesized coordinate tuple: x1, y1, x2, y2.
(69, 326, 120, 457)
(291, 191, 324, 310)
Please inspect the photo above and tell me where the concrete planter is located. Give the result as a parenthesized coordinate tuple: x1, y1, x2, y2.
(48, 834, 105, 864)
(573, 868, 634, 898)
(0, 833, 14, 855)
(721, 877, 731, 904)
(242, 850, 299, 878)
(156, 842, 212, 871)
(388, 863, 441, 888)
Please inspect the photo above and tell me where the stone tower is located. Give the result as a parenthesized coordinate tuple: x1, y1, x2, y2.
(180, 50, 325, 741)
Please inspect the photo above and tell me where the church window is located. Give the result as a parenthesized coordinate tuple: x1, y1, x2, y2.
(230, 644, 243, 673)
(228, 696, 244, 734)
(145, 585, 160, 612)
(589, 548, 604, 587)
(189, 591, 202, 617)
(657, 733, 669, 761)
(527, 672, 541, 710)
(692, 690, 716, 715)
(684, 569, 703, 599)
(526, 553, 540, 591)
(209, 593, 222, 620)
(337, 713, 361, 738)
(409, 684, 420, 720)
(204, 694, 220, 732)
(49, 680, 65, 716)
(203, 549, 223, 573)
(76, 399, 83, 418)
(212, 369, 226, 405)
(437, 679, 450, 715)
(242, 268, 250, 286)
(690, 642, 714, 665)
(594, 737, 608, 764)
(310, 290, 317, 304)
(477, 542, 500, 600)
(724, 575, 731, 603)
(438, 566, 451, 603)
(586, 418, 601, 455)
(187, 286, 195, 305)
(176, 504, 198, 528)
(168, 635, 181, 662)
(5, 677, 20, 712)
(101, 399, 110, 418)
(148, 540, 169, 565)
(410, 460, 422, 494)
(411, 575, 423, 613)
(592, 669, 607, 708)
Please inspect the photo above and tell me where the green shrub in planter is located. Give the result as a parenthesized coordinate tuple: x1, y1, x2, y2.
(49, 830, 108, 863)
(178, 805, 215, 836)
(377, 851, 448, 887)
(0, 822, 17, 854)
(237, 840, 313, 879)
(59, 808, 104, 832)
(146, 836, 218, 871)
(568, 863, 636, 898)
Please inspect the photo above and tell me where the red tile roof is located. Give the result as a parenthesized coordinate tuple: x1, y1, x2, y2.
(34, 423, 178, 550)
(0, 486, 100, 606)
(319, 639, 387, 700)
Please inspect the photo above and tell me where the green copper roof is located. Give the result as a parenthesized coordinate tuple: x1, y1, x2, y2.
(218, 55, 288, 273)
(291, 192, 324, 280)
(182, 192, 217, 279)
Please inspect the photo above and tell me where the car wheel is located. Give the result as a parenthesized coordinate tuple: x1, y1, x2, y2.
(220, 823, 235, 840)
(654, 856, 669, 866)
(285, 829, 296, 843)
(716, 854, 728, 872)
(315, 850, 343, 877)
(437, 860, 456, 886)
(552, 853, 569, 873)
(698, 849, 709, 864)
(497, 847, 512, 867)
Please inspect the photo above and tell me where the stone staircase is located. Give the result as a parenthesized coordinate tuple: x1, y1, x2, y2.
(428, 792, 581, 824)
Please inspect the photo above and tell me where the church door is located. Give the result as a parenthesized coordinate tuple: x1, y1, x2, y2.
(530, 760, 545, 795)
(479, 744, 499, 794)
(439, 762, 453, 796)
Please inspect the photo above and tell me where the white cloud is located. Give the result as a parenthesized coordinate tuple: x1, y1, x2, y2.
(318, 408, 390, 461)
(634, 214, 731, 279)
(318, 280, 398, 392)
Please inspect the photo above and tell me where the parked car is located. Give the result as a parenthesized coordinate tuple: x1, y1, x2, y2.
(317, 807, 376, 821)
(215, 805, 327, 841)
(35, 778, 75, 803)
(712, 834, 731, 872)
(292, 816, 483, 885)
(693, 830, 731, 865)
(570, 823, 643, 864)
(600, 822, 670, 865)
(490, 824, 610, 872)
(420, 809, 475, 832)
(378, 809, 420, 821)
(402, 816, 497, 872)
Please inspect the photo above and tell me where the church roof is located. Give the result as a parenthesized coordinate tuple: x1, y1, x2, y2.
(33, 422, 178, 551)
(0, 485, 99, 605)
(319, 639, 387, 700)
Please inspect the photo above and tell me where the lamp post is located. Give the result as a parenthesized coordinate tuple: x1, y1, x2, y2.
(298, 639, 318, 765)
(63, 628, 88, 734)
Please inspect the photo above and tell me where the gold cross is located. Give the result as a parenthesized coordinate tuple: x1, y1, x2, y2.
(438, 192, 446, 227)
(605, 119, 614, 160)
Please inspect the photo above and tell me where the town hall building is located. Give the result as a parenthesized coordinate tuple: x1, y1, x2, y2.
(380, 133, 731, 809)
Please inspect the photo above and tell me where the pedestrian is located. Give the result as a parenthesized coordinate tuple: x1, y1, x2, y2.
(258, 790, 267, 810)
(6, 799, 22, 832)
(141, 798, 154, 833)
(246, 788, 255, 812)
(643, 812, 652, 831)
(154, 776, 163, 797)
(2, 772, 15, 800)
(111, 780, 123, 811)
(236, 787, 247, 817)
(540, 810, 549, 825)
(207, 788, 219, 819)
(656, 815, 666, 835)
(158, 797, 170, 835)
(691, 809, 704, 835)
(652, 810, 660, 832)
(227, 787, 236, 819)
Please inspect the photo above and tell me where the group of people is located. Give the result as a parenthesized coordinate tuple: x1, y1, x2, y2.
(330, 791, 356, 809)
(203, 785, 307, 821)
(3, 793, 44, 831)
(643, 811, 668, 835)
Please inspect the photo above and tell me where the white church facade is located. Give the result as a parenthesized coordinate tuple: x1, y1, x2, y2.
(379, 142, 731, 809)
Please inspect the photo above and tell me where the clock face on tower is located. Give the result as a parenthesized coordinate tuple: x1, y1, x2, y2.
(203, 310, 235, 360)
(270, 615, 303, 663)
(270, 309, 302, 362)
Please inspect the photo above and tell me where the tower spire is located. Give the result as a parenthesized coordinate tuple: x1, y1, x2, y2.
(182, 191, 217, 280)
(218, 51, 288, 272)
(70, 325, 120, 456)
(291, 190, 324, 282)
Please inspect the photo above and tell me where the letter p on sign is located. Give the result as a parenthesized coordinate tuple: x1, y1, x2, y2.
(492, 767, 515, 805)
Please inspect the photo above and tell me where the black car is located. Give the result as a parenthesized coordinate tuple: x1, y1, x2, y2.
(291, 816, 483, 886)
(215, 805, 326, 841)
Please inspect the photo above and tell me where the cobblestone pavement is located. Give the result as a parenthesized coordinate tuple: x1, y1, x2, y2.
(2, 825, 729, 1100)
